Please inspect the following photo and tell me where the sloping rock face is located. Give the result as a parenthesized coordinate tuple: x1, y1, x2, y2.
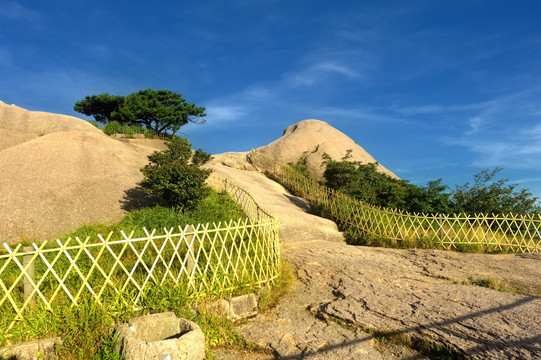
(0, 100, 102, 150)
(0, 101, 164, 243)
(212, 119, 396, 180)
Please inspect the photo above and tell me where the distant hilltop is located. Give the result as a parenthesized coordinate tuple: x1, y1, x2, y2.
(212, 119, 397, 180)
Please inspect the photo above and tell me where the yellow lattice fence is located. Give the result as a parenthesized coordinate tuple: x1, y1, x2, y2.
(0, 176, 279, 336)
(249, 151, 541, 253)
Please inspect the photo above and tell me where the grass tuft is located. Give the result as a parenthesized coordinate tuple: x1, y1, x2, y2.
(258, 261, 295, 312)
(454, 277, 533, 295)
(364, 327, 461, 359)
(53, 298, 119, 360)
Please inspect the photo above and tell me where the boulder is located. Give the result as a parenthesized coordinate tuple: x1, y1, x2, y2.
(114, 312, 205, 360)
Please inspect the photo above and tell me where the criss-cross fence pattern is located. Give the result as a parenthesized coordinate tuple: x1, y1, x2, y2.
(248, 151, 541, 253)
(0, 175, 279, 336)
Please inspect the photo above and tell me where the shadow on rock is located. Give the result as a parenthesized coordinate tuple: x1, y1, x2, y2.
(316, 294, 540, 359)
(283, 194, 312, 213)
(120, 187, 163, 212)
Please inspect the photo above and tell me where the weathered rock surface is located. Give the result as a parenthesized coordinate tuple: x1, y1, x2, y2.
(205, 293, 259, 322)
(0, 336, 61, 360)
(0, 101, 166, 243)
(237, 261, 385, 360)
(208, 162, 541, 360)
(290, 242, 541, 359)
(114, 312, 205, 360)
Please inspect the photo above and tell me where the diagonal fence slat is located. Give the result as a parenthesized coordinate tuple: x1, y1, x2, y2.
(248, 151, 540, 254)
(0, 175, 280, 337)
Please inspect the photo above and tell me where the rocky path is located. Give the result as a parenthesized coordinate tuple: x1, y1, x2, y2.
(209, 164, 541, 359)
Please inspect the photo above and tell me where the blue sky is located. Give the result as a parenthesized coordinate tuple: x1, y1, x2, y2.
(1, 0, 541, 199)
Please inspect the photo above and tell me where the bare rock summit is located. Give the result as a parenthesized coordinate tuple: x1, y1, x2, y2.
(213, 119, 397, 180)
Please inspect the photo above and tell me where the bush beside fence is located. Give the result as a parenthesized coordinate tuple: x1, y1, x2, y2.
(0, 175, 280, 337)
(248, 151, 541, 253)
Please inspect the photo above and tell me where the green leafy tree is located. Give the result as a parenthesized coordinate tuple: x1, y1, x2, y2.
(74, 89, 206, 136)
(452, 168, 540, 215)
(73, 93, 124, 124)
(321, 153, 540, 216)
(322, 152, 455, 214)
(322, 153, 412, 210)
(407, 179, 456, 215)
(139, 138, 212, 210)
(115, 89, 206, 136)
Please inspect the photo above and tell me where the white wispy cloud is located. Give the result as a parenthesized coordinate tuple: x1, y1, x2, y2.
(1, 1, 40, 20)
(466, 139, 541, 169)
(383, 84, 541, 175)
(315, 62, 362, 79)
(465, 116, 484, 135)
(393, 101, 494, 116)
(182, 86, 266, 132)
(446, 88, 541, 169)
(181, 104, 250, 135)
(529, 123, 541, 140)
(205, 105, 247, 123)
(197, 45, 394, 129)
(285, 60, 363, 88)
(514, 177, 541, 186)
(243, 86, 274, 102)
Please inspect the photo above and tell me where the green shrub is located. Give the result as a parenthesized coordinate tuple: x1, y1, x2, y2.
(119, 191, 245, 233)
(453, 167, 540, 216)
(322, 152, 419, 211)
(192, 148, 212, 165)
(101, 121, 152, 137)
(181, 191, 246, 224)
(139, 138, 212, 210)
(143, 128, 157, 138)
(322, 153, 540, 216)
(102, 121, 123, 135)
(120, 206, 185, 232)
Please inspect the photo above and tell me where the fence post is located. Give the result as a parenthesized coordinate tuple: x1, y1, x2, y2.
(438, 215, 444, 243)
(23, 246, 35, 306)
(484, 215, 490, 243)
(393, 210, 399, 240)
(185, 225, 196, 286)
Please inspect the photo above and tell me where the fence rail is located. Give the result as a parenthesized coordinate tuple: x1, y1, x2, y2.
(248, 151, 541, 253)
(0, 175, 280, 336)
